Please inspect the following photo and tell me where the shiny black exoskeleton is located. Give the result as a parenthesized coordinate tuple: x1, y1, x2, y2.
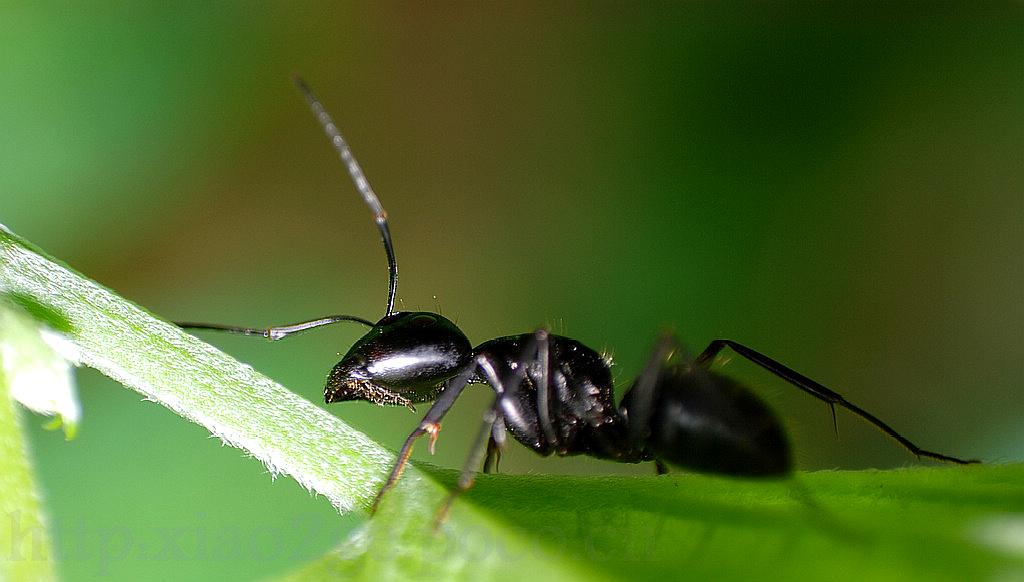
(325, 312, 472, 408)
(326, 316, 794, 486)
(176, 79, 978, 521)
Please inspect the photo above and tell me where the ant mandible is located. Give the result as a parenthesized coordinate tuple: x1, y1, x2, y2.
(177, 78, 979, 521)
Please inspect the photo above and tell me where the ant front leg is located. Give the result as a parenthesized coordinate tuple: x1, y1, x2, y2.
(694, 339, 980, 465)
(370, 362, 476, 514)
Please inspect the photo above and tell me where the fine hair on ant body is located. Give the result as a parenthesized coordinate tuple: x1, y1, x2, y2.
(177, 78, 979, 522)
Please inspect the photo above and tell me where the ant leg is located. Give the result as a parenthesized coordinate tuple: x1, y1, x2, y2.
(433, 353, 518, 526)
(533, 328, 559, 447)
(624, 333, 678, 449)
(370, 361, 477, 514)
(655, 460, 669, 475)
(176, 314, 373, 341)
(483, 436, 499, 474)
(694, 339, 979, 464)
(483, 418, 506, 474)
(434, 396, 504, 528)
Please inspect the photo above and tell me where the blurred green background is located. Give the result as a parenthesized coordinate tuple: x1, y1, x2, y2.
(2, 4, 1022, 580)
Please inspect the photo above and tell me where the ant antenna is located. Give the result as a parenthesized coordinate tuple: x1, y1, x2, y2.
(293, 76, 399, 317)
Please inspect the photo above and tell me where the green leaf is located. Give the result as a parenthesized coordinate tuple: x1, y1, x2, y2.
(1, 224, 1021, 582)
(0, 297, 80, 439)
(281, 465, 1024, 582)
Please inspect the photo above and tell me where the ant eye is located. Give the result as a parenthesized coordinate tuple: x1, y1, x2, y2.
(411, 314, 436, 327)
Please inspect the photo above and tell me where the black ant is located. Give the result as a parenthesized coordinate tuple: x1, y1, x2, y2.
(177, 78, 979, 522)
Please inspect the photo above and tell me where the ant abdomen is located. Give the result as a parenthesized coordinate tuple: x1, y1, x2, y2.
(621, 367, 791, 477)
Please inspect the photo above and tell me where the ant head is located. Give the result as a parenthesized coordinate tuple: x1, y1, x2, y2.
(324, 311, 473, 408)
(296, 83, 470, 408)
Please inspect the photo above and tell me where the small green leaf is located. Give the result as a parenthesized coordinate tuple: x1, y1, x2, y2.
(0, 302, 59, 581)
(0, 299, 81, 439)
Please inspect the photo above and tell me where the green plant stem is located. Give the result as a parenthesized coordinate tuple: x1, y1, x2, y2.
(0, 225, 396, 511)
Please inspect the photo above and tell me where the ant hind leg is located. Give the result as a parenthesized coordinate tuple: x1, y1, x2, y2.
(623, 333, 679, 450)
(694, 339, 979, 465)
